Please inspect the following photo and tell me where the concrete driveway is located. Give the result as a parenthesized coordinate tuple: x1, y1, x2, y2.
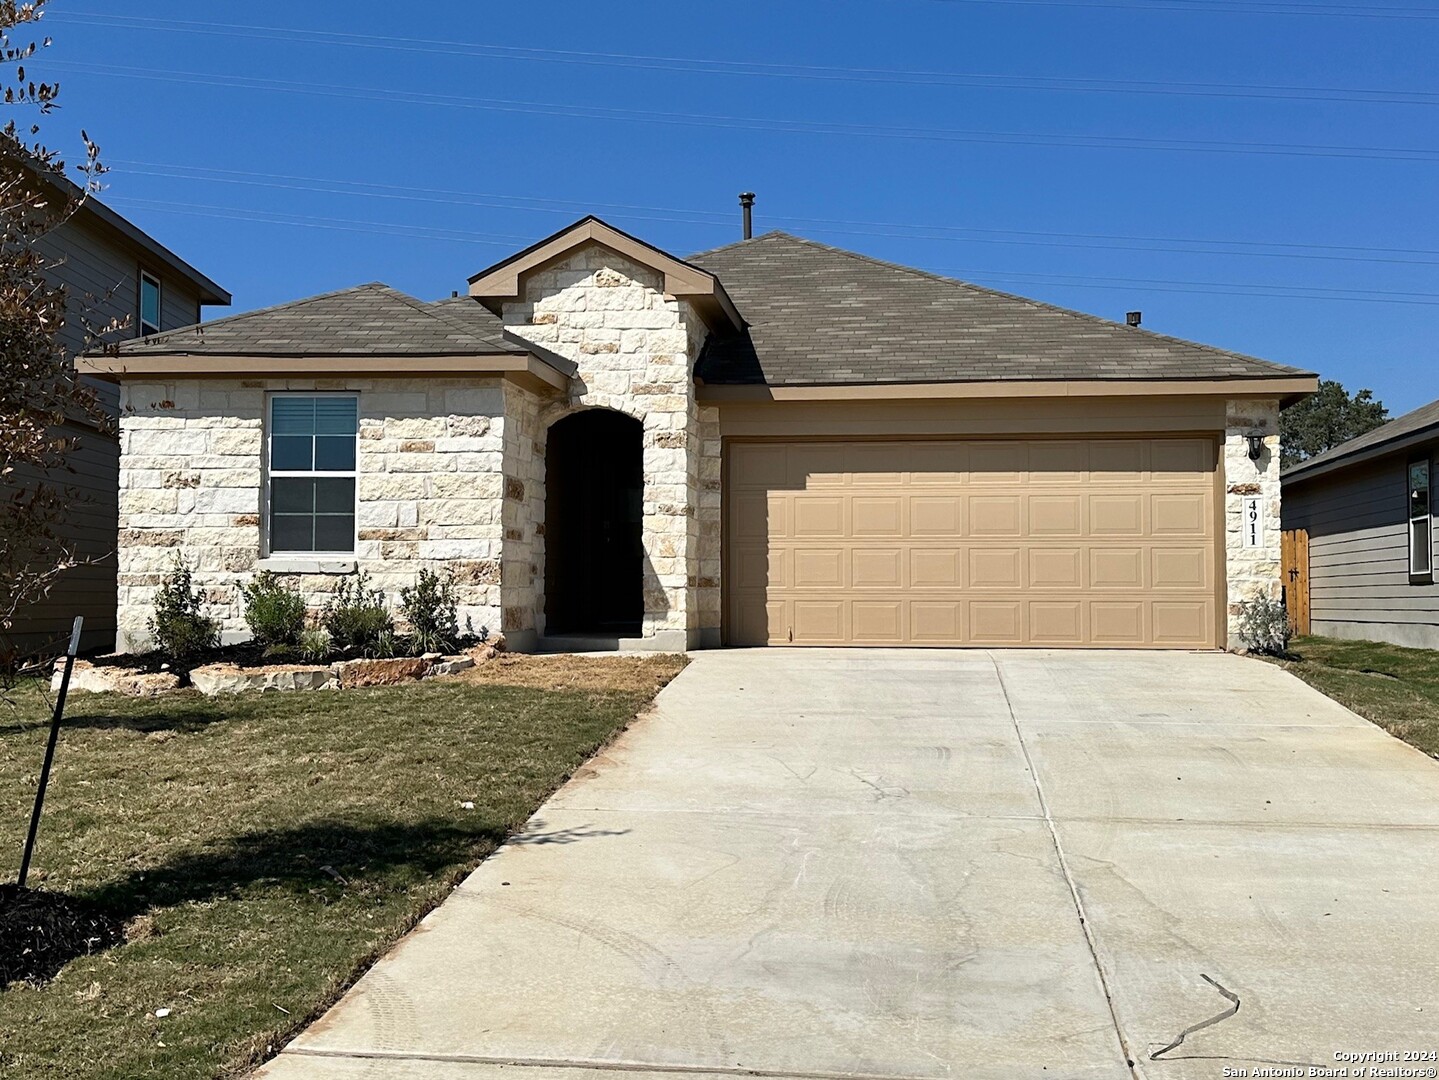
(257, 650, 1439, 1080)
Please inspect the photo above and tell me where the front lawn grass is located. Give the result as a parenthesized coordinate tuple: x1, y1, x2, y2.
(1276, 635, 1439, 758)
(0, 654, 685, 1079)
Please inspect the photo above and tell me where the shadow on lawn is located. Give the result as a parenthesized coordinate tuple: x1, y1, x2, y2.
(3, 817, 499, 987)
(83, 817, 510, 913)
(0, 704, 230, 738)
(83, 816, 633, 910)
(5, 814, 631, 988)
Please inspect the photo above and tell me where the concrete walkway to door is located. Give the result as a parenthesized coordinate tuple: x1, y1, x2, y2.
(256, 650, 1439, 1080)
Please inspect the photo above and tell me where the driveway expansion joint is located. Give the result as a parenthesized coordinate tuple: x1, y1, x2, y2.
(987, 650, 1141, 1080)
(281, 1047, 968, 1080)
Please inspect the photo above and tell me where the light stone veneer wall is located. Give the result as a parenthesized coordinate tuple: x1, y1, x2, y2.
(501, 243, 720, 649)
(116, 376, 513, 652)
(1222, 397, 1283, 648)
(499, 382, 544, 651)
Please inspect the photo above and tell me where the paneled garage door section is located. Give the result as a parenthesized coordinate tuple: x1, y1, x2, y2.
(728, 439, 1218, 648)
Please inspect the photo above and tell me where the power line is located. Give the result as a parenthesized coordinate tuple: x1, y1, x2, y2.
(103, 194, 1439, 307)
(102, 196, 529, 248)
(904, 0, 1439, 19)
(930, 263, 1439, 300)
(45, 60, 1439, 164)
(108, 158, 1439, 268)
(51, 11, 1439, 107)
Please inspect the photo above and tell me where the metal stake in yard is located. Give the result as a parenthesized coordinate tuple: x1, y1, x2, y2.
(17, 616, 83, 890)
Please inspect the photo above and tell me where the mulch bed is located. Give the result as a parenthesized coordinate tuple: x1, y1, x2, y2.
(82, 643, 286, 677)
(78, 638, 495, 679)
(0, 884, 124, 990)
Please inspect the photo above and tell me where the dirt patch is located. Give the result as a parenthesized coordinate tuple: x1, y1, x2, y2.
(0, 885, 124, 990)
(458, 653, 688, 695)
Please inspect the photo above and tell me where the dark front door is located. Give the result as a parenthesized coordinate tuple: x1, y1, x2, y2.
(545, 410, 643, 635)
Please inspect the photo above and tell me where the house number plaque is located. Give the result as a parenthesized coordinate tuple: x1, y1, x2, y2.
(1242, 496, 1263, 549)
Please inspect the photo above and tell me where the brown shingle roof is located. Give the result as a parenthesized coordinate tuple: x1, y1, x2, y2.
(690, 232, 1312, 386)
(114, 284, 520, 356)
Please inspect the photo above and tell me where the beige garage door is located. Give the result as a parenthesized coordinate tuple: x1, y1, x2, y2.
(727, 438, 1219, 648)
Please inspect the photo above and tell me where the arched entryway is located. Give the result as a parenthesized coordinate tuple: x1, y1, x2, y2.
(544, 409, 644, 635)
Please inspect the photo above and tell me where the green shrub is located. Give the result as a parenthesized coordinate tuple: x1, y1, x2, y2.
(322, 572, 394, 658)
(240, 571, 308, 648)
(1237, 593, 1292, 656)
(399, 568, 461, 655)
(148, 554, 220, 663)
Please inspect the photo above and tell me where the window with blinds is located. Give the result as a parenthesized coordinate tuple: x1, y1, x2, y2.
(266, 395, 359, 554)
(1411, 458, 1433, 583)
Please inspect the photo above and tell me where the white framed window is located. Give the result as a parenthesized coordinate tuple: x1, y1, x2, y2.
(265, 394, 359, 555)
(139, 271, 162, 336)
(1410, 458, 1433, 583)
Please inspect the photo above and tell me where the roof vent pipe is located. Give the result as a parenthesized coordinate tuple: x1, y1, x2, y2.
(1126, 311, 1142, 327)
(739, 192, 755, 239)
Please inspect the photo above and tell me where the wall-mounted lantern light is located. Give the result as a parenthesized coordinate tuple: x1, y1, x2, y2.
(1246, 433, 1266, 461)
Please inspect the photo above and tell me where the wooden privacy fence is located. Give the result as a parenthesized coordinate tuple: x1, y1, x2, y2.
(1282, 528, 1311, 636)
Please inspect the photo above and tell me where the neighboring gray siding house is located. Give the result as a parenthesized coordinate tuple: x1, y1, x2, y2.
(1283, 398, 1439, 649)
(6, 178, 229, 654)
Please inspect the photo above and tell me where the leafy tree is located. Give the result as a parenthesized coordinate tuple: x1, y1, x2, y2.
(1280, 379, 1389, 469)
(1, 0, 114, 681)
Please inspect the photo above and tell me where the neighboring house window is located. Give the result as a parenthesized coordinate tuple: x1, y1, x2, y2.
(139, 271, 162, 336)
(1411, 458, 1433, 583)
(267, 395, 358, 554)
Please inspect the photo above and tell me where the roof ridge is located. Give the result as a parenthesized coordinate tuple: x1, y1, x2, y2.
(407, 292, 516, 347)
(380, 285, 489, 338)
(131, 282, 395, 347)
(756, 233, 1302, 373)
(107, 281, 528, 358)
(686, 230, 795, 260)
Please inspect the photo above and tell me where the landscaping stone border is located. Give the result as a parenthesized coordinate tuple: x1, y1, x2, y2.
(54, 652, 481, 698)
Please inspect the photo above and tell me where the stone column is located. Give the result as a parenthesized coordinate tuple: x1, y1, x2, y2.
(1223, 398, 1283, 648)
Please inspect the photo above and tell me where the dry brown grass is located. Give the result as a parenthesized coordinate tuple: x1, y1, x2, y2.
(459, 651, 688, 694)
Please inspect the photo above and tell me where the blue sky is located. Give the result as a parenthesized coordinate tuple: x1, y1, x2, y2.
(35, 0, 1439, 414)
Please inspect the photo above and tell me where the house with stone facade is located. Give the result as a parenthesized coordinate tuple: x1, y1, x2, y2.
(78, 216, 1316, 653)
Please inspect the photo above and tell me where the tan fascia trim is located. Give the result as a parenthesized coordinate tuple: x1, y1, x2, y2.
(75, 353, 571, 394)
(698, 375, 1319, 404)
(468, 216, 744, 333)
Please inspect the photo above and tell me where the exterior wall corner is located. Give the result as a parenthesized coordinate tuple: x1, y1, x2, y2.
(1223, 397, 1283, 649)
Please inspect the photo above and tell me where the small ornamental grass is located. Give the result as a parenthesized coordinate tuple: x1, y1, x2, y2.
(298, 627, 332, 663)
(147, 555, 219, 663)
